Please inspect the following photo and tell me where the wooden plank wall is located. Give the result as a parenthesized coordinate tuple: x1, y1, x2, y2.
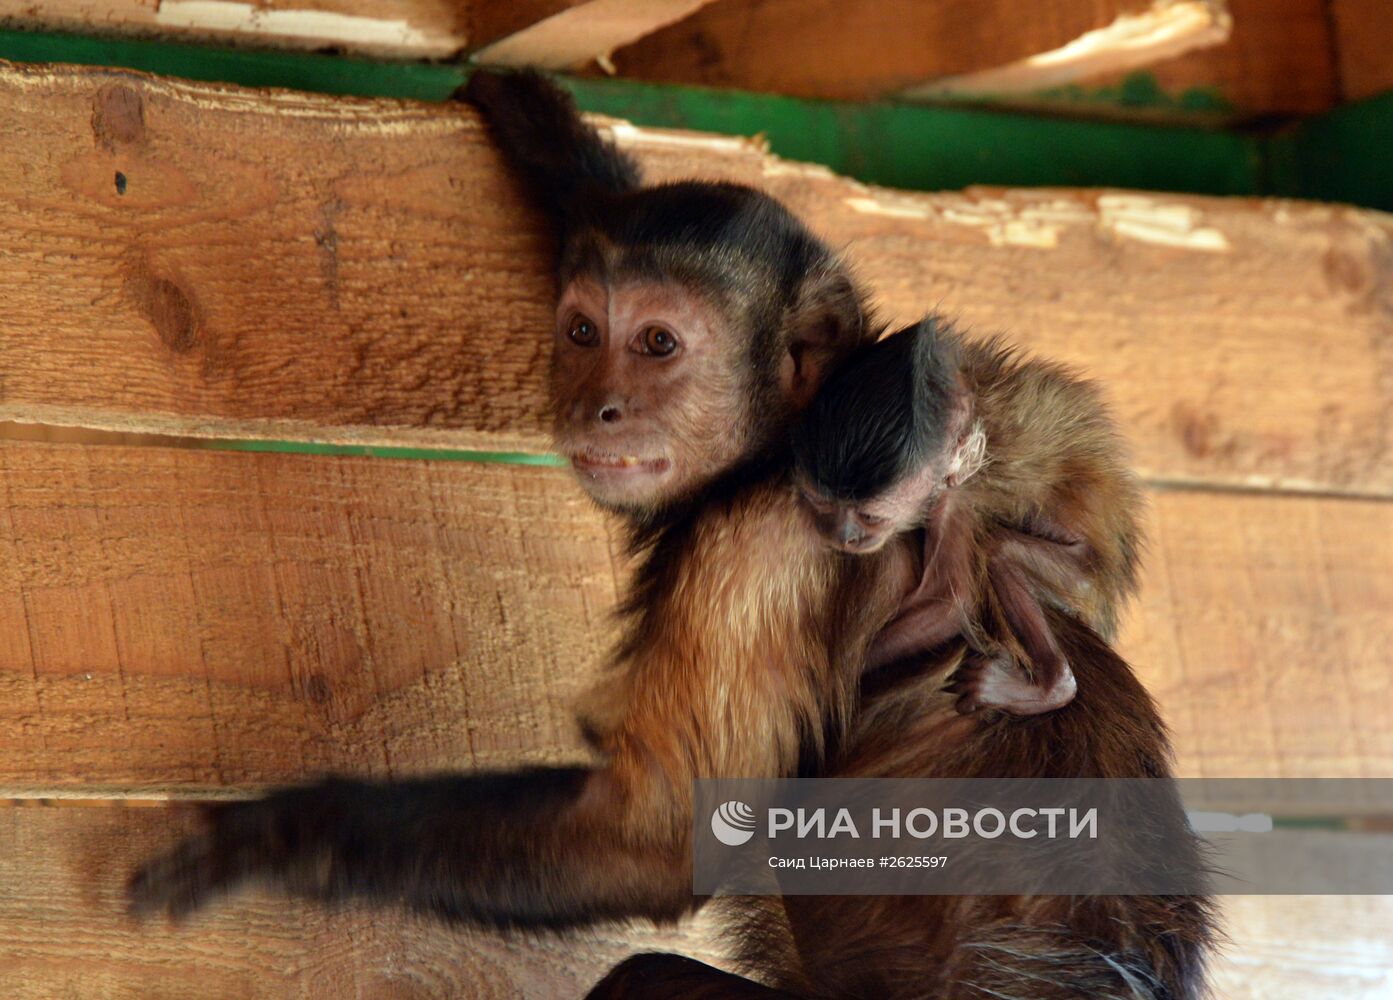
(1, 61, 1391, 997)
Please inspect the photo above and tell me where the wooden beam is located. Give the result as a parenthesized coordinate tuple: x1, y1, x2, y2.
(0, 0, 717, 66)
(471, 0, 719, 70)
(0, 444, 615, 792)
(0, 803, 1387, 999)
(607, 0, 1342, 120)
(2, 63, 1391, 496)
(0, 441, 1388, 792)
(0, 0, 471, 59)
(1086, 0, 1341, 116)
(1214, 895, 1393, 999)
(1128, 488, 1393, 779)
(606, 0, 1164, 102)
(1330, 0, 1393, 103)
(908, 0, 1232, 100)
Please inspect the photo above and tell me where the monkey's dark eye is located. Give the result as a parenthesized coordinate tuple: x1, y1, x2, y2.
(566, 314, 599, 346)
(640, 326, 679, 356)
(860, 512, 887, 527)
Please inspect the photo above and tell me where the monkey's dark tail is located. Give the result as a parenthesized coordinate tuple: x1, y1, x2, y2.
(459, 68, 642, 224)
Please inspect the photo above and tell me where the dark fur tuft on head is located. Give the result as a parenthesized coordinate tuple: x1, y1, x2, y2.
(793, 316, 961, 500)
(459, 68, 641, 228)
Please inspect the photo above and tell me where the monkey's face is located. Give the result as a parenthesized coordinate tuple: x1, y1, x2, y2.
(797, 462, 941, 554)
(797, 489, 908, 554)
(550, 277, 757, 512)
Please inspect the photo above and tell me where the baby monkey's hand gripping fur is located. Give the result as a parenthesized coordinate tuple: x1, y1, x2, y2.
(793, 318, 1145, 716)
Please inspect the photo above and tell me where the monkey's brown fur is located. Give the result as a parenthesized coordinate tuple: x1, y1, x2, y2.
(957, 337, 1145, 640)
(128, 70, 1212, 999)
(933, 336, 1146, 713)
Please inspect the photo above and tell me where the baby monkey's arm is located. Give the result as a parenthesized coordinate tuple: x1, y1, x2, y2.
(946, 522, 1086, 715)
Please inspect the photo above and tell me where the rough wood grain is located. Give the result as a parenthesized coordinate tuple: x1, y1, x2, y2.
(1213, 895, 1393, 999)
(1087, 0, 1340, 115)
(607, 0, 1158, 101)
(2, 62, 1392, 495)
(0, 440, 1388, 791)
(1330, 0, 1393, 102)
(0, 803, 1388, 999)
(471, 0, 718, 70)
(0, 802, 731, 999)
(0, 0, 473, 58)
(1126, 488, 1393, 779)
(0, 442, 616, 791)
(905, 0, 1230, 100)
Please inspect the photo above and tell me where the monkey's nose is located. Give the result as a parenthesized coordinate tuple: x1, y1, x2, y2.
(837, 521, 863, 548)
(599, 405, 622, 423)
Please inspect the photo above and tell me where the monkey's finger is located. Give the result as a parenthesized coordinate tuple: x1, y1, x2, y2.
(127, 834, 216, 919)
(127, 829, 255, 921)
(953, 692, 983, 716)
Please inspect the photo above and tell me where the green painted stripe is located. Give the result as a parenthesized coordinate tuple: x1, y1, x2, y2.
(0, 28, 467, 98)
(1271, 816, 1354, 831)
(209, 439, 566, 465)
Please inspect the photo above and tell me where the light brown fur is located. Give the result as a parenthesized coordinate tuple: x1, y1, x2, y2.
(958, 336, 1144, 640)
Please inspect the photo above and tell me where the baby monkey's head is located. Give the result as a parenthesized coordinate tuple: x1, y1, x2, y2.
(792, 316, 970, 554)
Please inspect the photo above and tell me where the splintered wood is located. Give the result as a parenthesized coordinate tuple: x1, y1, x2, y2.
(609, 0, 1227, 101)
(0, 1, 718, 63)
(0, 60, 1390, 999)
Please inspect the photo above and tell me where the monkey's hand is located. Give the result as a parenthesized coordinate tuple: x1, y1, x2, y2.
(127, 782, 354, 921)
(945, 650, 1077, 716)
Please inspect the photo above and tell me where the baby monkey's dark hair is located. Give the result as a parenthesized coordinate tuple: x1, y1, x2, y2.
(793, 315, 961, 500)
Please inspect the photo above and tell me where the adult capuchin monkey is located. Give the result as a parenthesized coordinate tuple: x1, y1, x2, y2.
(129, 70, 1212, 999)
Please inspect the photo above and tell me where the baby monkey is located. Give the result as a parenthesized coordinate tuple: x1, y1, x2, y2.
(793, 316, 1145, 715)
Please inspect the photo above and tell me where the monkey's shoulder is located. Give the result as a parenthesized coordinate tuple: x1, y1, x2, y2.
(962, 341, 1137, 499)
(955, 338, 1146, 593)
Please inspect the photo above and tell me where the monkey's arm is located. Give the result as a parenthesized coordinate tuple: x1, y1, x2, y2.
(127, 760, 695, 927)
(864, 498, 978, 672)
(947, 524, 1087, 715)
(129, 492, 860, 927)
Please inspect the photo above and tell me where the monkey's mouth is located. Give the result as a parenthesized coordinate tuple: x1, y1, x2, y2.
(568, 448, 671, 477)
(830, 533, 891, 555)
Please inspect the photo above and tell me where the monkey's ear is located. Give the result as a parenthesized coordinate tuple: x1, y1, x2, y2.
(781, 269, 868, 408)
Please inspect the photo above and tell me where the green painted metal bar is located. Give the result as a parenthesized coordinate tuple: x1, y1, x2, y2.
(1280, 90, 1393, 213)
